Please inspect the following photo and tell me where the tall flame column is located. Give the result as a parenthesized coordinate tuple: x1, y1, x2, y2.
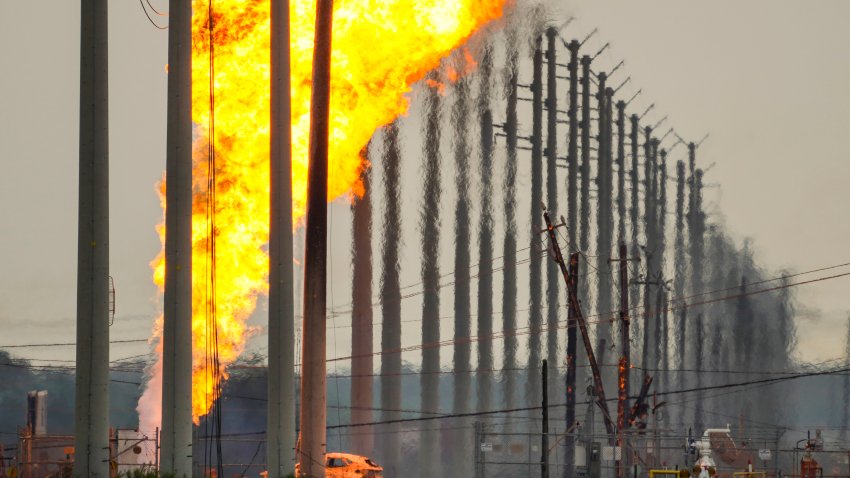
(160, 0, 193, 475)
(74, 1, 109, 476)
(299, 0, 334, 474)
(268, 0, 296, 474)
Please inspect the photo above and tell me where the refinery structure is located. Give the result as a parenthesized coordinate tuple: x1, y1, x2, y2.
(2, 1, 850, 478)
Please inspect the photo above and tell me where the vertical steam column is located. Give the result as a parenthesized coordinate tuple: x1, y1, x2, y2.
(75, 1, 110, 476)
(160, 0, 193, 475)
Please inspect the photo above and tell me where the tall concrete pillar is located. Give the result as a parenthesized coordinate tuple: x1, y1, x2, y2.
(74, 1, 110, 476)
(268, 0, 296, 474)
(160, 0, 193, 475)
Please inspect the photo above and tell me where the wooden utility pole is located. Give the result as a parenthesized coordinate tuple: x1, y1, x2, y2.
(299, 0, 333, 475)
(542, 207, 615, 443)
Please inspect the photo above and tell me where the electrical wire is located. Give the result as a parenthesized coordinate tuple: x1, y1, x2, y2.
(138, 0, 167, 30)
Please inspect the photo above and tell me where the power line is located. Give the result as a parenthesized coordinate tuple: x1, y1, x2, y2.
(138, 0, 167, 30)
(0, 339, 148, 349)
(324, 269, 850, 363)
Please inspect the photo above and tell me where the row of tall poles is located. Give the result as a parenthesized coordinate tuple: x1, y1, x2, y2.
(74, 1, 306, 476)
(342, 24, 711, 477)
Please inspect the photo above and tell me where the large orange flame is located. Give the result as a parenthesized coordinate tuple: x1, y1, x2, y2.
(144, 0, 508, 423)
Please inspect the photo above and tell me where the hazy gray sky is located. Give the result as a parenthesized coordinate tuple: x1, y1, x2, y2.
(0, 1, 847, 366)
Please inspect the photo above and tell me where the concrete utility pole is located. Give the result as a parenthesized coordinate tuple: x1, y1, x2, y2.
(527, 35, 544, 410)
(545, 28, 560, 400)
(299, 0, 334, 474)
(640, 127, 654, 370)
(628, 115, 641, 353)
(578, 55, 592, 386)
(566, 40, 580, 253)
(160, 0, 193, 475)
(616, 102, 626, 242)
(655, 149, 670, 390)
(477, 47, 495, 414)
(380, 123, 403, 476)
(595, 73, 613, 362)
(268, 0, 296, 474)
(75, 1, 109, 476)
(502, 38, 520, 412)
(419, 78, 441, 473)
(451, 76, 472, 477)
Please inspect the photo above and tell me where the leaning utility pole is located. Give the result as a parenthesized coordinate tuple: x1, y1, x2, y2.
(75, 1, 110, 476)
(268, 0, 296, 474)
(161, 0, 193, 475)
(299, 0, 333, 474)
(543, 208, 616, 443)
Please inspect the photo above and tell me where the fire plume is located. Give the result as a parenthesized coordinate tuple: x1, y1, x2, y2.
(144, 0, 508, 424)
